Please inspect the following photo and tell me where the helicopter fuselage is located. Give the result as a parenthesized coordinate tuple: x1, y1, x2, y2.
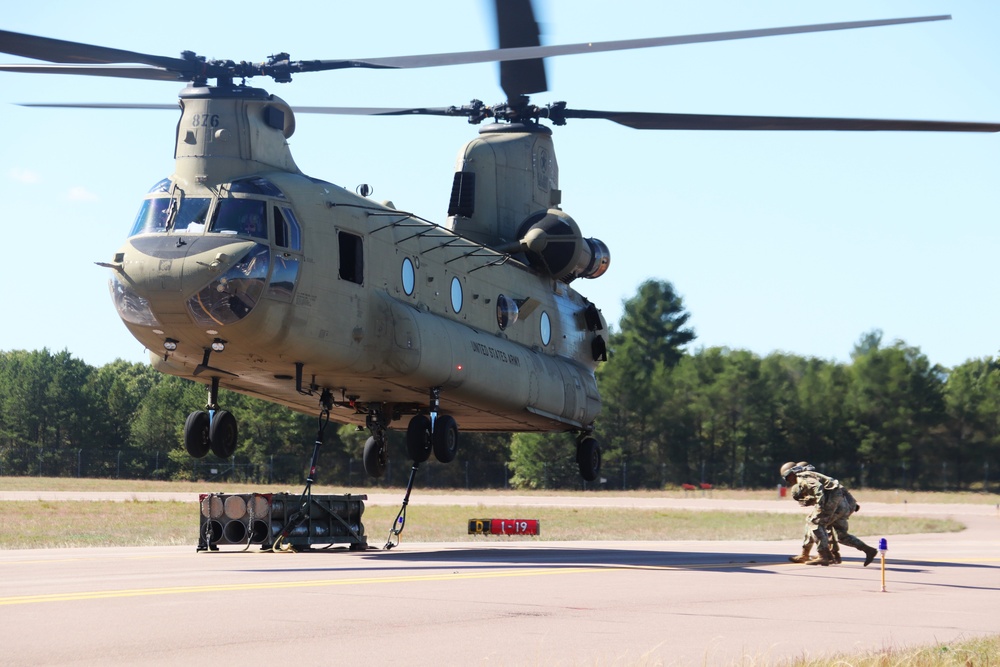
(109, 84, 607, 434)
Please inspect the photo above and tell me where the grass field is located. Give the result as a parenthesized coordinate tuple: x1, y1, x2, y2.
(0, 477, 970, 549)
(3, 475, 998, 504)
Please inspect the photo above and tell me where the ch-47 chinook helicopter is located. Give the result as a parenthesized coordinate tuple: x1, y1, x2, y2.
(2, 2, 998, 484)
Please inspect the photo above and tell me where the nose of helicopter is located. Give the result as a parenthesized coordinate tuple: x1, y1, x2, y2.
(109, 235, 268, 330)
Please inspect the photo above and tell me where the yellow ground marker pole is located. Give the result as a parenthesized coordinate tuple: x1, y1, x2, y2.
(879, 538, 888, 592)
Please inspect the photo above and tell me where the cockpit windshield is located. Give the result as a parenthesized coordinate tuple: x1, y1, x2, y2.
(128, 196, 211, 237)
(210, 198, 268, 240)
(129, 198, 170, 236)
(174, 198, 211, 233)
(128, 179, 280, 241)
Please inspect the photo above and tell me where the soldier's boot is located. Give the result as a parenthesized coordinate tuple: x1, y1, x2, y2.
(831, 546, 842, 564)
(862, 545, 878, 567)
(805, 547, 833, 566)
(788, 546, 812, 563)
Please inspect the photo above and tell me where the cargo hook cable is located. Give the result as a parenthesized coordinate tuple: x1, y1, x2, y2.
(272, 399, 332, 552)
(384, 463, 420, 550)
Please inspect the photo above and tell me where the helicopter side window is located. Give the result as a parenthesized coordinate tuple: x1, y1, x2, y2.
(273, 206, 302, 251)
(338, 231, 364, 285)
(210, 198, 268, 239)
(129, 197, 171, 236)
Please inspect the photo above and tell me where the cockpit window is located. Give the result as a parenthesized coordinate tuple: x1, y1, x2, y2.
(128, 196, 211, 237)
(147, 178, 172, 194)
(174, 197, 211, 233)
(210, 199, 267, 240)
(229, 177, 285, 198)
(129, 198, 170, 236)
(187, 243, 271, 327)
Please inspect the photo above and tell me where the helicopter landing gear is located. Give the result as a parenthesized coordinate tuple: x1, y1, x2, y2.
(404, 413, 459, 464)
(405, 414, 432, 463)
(364, 389, 461, 477)
(576, 433, 601, 482)
(184, 411, 210, 458)
(183, 377, 239, 459)
(411, 387, 459, 463)
(432, 415, 459, 463)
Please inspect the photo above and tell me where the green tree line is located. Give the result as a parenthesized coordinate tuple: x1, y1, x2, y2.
(2, 279, 998, 491)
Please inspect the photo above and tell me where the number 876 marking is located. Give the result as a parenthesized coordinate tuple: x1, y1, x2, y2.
(192, 114, 220, 128)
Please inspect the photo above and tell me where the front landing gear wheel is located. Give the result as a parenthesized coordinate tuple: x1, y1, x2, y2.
(431, 415, 459, 463)
(209, 410, 238, 459)
(363, 436, 387, 478)
(577, 435, 601, 482)
(184, 411, 210, 458)
(406, 415, 432, 463)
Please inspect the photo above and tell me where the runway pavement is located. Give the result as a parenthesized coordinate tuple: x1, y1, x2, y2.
(0, 493, 997, 666)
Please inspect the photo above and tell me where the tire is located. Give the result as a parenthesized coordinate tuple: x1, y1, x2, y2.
(184, 411, 211, 458)
(431, 415, 459, 463)
(209, 410, 239, 459)
(363, 436, 387, 478)
(577, 436, 601, 482)
(406, 414, 432, 463)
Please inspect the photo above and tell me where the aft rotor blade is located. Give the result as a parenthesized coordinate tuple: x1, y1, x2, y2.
(495, 0, 547, 99)
(0, 64, 184, 81)
(560, 109, 1000, 132)
(0, 29, 193, 71)
(328, 15, 951, 71)
(293, 106, 454, 116)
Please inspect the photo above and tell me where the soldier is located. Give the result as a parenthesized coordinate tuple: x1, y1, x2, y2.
(781, 461, 878, 567)
(784, 462, 842, 564)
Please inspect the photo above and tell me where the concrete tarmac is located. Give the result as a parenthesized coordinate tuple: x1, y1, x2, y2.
(0, 494, 997, 666)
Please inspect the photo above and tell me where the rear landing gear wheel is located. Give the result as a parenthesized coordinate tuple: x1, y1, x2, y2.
(363, 435, 387, 478)
(184, 411, 210, 458)
(209, 410, 238, 459)
(577, 435, 601, 482)
(432, 415, 459, 463)
(406, 414, 432, 463)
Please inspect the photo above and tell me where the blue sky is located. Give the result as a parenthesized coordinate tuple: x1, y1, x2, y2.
(2, 1, 999, 369)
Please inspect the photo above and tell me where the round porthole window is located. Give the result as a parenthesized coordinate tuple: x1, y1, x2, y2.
(450, 276, 463, 313)
(401, 257, 415, 295)
(540, 311, 551, 346)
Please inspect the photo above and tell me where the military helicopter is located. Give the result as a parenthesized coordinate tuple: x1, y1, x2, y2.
(2, 2, 998, 484)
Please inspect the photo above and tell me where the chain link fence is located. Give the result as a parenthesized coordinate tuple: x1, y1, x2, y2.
(0, 447, 639, 491)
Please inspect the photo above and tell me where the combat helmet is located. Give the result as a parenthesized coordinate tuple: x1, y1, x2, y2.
(779, 461, 797, 479)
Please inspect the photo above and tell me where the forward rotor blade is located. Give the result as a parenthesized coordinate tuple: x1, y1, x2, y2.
(559, 109, 1000, 132)
(15, 103, 455, 115)
(0, 64, 184, 82)
(18, 102, 179, 110)
(0, 29, 193, 71)
(329, 15, 951, 71)
(495, 0, 547, 99)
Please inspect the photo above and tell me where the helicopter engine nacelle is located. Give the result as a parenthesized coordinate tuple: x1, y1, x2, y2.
(515, 209, 610, 282)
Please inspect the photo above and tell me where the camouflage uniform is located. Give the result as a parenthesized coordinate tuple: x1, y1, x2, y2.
(791, 470, 872, 562)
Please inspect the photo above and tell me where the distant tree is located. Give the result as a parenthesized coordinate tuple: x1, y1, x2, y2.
(508, 432, 579, 489)
(944, 358, 1000, 489)
(847, 330, 946, 487)
(596, 279, 696, 488)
